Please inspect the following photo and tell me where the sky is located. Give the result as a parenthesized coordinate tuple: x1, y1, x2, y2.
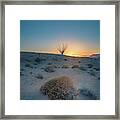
(20, 20, 100, 57)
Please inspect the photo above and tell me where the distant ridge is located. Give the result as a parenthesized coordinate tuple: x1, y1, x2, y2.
(20, 51, 100, 58)
(20, 51, 67, 57)
(20, 51, 82, 58)
(90, 54, 100, 58)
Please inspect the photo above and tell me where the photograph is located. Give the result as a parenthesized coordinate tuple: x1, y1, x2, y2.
(1, 0, 118, 118)
(20, 20, 100, 100)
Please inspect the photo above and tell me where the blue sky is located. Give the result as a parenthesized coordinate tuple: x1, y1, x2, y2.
(20, 20, 100, 56)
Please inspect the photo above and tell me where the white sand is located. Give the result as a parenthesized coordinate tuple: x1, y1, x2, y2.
(20, 52, 100, 100)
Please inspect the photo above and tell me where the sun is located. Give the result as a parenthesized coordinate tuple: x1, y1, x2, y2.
(64, 51, 81, 57)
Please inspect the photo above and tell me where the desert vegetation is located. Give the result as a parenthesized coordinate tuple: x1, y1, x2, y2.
(20, 52, 100, 100)
(40, 76, 74, 100)
(57, 43, 67, 55)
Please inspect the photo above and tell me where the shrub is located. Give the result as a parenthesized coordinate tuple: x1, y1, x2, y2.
(34, 63, 38, 65)
(35, 57, 46, 63)
(94, 68, 100, 71)
(71, 65, 79, 68)
(89, 70, 96, 76)
(25, 64, 31, 67)
(44, 65, 55, 73)
(20, 68, 24, 71)
(35, 57, 41, 63)
(51, 65, 57, 68)
(25, 59, 31, 62)
(48, 63, 52, 65)
(79, 67, 86, 71)
(64, 58, 67, 61)
(30, 72, 32, 74)
(62, 64, 69, 68)
(40, 76, 74, 100)
(20, 72, 24, 76)
(52, 57, 59, 61)
(35, 74, 43, 79)
(87, 64, 93, 68)
(79, 88, 97, 100)
(98, 77, 100, 80)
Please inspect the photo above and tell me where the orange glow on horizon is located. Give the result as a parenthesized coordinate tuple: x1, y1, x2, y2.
(50, 39, 100, 57)
(21, 38, 99, 57)
(21, 49, 99, 57)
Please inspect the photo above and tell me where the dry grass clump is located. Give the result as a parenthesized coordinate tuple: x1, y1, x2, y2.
(44, 65, 57, 73)
(87, 64, 93, 68)
(40, 76, 74, 100)
(62, 64, 69, 68)
(35, 57, 46, 63)
(35, 74, 43, 79)
(71, 65, 79, 68)
(51, 65, 57, 68)
(79, 66, 86, 71)
(25, 64, 33, 68)
(79, 88, 98, 100)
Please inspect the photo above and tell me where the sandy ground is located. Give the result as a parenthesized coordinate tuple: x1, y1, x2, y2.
(20, 52, 100, 100)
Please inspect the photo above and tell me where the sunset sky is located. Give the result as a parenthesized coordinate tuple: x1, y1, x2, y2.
(20, 20, 100, 57)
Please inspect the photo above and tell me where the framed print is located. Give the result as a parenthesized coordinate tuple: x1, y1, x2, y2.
(0, 0, 119, 119)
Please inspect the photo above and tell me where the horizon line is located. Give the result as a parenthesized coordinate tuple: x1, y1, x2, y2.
(20, 50, 100, 57)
